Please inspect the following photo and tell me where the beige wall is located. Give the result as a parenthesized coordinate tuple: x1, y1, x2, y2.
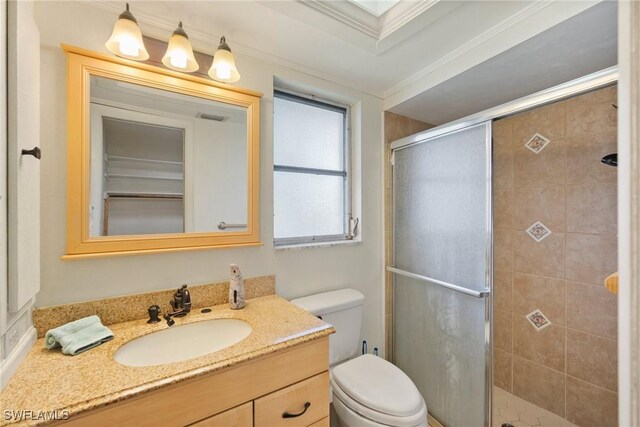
(493, 85, 618, 427)
(34, 2, 386, 353)
(383, 112, 433, 359)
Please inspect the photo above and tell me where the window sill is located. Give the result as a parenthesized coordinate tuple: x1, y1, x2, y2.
(274, 239, 362, 252)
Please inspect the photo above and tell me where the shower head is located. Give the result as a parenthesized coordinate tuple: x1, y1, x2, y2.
(601, 153, 617, 167)
(601, 105, 618, 167)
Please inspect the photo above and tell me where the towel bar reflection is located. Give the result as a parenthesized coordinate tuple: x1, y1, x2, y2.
(217, 222, 247, 230)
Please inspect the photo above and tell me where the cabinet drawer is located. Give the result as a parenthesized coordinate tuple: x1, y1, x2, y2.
(308, 417, 329, 427)
(190, 402, 253, 427)
(254, 372, 329, 427)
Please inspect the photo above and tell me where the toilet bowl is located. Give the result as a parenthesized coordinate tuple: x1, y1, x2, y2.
(331, 354, 428, 427)
(291, 289, 428, 427)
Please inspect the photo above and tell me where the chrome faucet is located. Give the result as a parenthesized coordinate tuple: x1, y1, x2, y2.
(163, 284, 192, 326)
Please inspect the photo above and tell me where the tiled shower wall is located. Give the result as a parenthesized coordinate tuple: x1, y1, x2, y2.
(493, 85, 618, 427)
(384, 112, 433, 360)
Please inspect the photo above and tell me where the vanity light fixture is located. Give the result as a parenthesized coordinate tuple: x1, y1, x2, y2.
(208, 36, 241, 83)
(162, 22, 199, 72)
(105, 3, 149, 61)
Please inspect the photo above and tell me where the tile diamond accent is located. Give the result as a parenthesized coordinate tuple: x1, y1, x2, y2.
(525, 133, 551, 154)
(526, 309, 551, 331)
(526, 221, 552, 242)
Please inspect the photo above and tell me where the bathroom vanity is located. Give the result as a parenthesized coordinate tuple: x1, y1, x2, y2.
(0, 296, 333, 427)
(64, 338, 330, 427)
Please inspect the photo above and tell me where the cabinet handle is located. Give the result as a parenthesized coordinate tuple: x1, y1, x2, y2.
(21, 147, 41, 160)
(282, 402, 311, 418)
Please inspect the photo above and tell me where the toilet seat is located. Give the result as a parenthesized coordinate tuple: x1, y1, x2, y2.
(331, 354, 427, 427)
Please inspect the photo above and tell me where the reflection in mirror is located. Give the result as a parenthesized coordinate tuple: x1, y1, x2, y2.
(89, 76, 248, 237)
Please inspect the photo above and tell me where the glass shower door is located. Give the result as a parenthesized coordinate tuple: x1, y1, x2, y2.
(390, 122, 492, 427)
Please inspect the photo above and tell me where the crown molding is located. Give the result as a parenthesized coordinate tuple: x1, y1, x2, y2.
(300, 0, 380, 38)
(299, 0, 452, 54)
(376, 0, 461, 53)
(378, 0, 439, 40)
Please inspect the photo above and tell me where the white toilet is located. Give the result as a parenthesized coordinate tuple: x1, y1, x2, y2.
(292, 289, 428, 427)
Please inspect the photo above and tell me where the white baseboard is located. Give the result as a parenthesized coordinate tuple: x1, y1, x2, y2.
(0, 326, 36, 390)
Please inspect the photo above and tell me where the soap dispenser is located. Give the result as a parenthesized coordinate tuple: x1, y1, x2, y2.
(229, 264, 246, 309)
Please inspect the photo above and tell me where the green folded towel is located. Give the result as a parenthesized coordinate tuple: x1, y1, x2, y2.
(45, 315, 101, 349)
(45, 315, 114, 355)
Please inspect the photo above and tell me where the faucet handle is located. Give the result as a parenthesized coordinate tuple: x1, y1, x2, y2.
(147, 305, 161, 324)
(163, 313, 175, 327)
(181, 284, 191, 311)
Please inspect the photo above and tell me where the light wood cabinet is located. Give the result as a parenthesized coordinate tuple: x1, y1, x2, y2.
(254, 373, 329, 427)
(308, 418, 330, 427)
(189, 402, 253, 427)
(59, 337, 329, 427)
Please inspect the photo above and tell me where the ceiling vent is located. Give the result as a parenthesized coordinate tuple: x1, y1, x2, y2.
(196, 112, 226, 121)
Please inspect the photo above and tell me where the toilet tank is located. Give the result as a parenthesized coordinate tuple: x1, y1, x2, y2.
(291, 289, 364, 366)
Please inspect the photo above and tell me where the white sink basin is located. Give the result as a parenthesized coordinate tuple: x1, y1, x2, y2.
(114, 319, 252, 367)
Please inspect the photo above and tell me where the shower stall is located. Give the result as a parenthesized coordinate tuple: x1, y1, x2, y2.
(387, 70, 619, 427)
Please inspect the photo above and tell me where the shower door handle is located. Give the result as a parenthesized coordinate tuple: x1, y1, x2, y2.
(387, 266, 491, 298)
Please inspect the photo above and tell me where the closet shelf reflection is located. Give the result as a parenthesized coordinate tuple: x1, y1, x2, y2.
(104, 173, 184, 181)
(105, 192, 183, 200)
(106, 155, 184, 166)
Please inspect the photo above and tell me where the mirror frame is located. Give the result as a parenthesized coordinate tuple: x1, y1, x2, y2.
(63, 45, 262, 258)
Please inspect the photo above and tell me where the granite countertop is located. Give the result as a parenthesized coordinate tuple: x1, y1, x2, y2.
(0, 295, 334, 426)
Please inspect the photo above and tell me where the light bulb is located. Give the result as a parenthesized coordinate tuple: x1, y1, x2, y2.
(118, 35, 140, 57)
(170, 51, 188, 69)
(105, 3, 149, 61)
(161, 22, 199, 72)
(216, 65, 232, 80)
(208, 36, 241, 83)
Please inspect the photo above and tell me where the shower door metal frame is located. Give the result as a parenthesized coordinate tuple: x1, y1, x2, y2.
(389, 121, 493, 427)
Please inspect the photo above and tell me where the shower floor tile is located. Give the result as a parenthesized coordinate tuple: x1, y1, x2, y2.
(492, 386, 578, 427)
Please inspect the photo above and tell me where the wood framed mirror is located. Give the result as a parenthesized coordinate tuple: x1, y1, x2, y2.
(63, 45, 261, 258)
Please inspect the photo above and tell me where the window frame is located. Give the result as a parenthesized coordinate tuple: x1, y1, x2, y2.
(273, 89, 352, 246)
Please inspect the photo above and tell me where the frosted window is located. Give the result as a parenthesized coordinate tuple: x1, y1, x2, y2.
(274, 172, 344, 238)
(273, 91, 348, 243)
(274, 96, 344, 170)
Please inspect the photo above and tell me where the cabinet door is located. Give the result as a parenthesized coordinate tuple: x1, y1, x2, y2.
(308, 417, 329, 427)
(254, 372, 329, 427)
(7, 0, 40, 312)
(190, 402, 252, 427)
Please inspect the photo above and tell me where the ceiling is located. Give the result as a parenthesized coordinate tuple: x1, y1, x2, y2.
(87, 0, 615, 124)
(389, 1, 618, 125)
(90, 1, 605, 97)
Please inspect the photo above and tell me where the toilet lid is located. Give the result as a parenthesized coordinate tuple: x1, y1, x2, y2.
(332, 354, 426, 418)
